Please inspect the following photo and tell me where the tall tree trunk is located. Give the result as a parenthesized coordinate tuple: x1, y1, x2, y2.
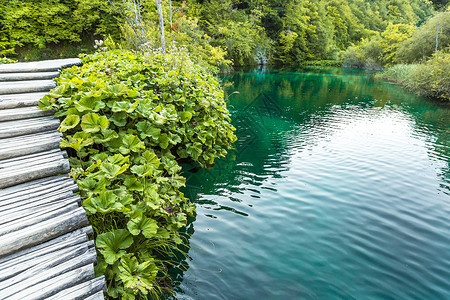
(156, 0, 166, 53)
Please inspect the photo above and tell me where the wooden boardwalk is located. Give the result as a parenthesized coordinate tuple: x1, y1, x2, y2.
(0, 59, 106, 299)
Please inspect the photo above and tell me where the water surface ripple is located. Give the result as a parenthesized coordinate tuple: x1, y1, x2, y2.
(176, 68, 450, 300)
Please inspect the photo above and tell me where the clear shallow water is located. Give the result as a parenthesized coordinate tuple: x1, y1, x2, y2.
(175, 67, 450, 299)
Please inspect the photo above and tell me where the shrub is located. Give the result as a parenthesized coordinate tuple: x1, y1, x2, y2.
(397, 12, 450, 63)
(377, 50, 450, 101)
(343, 37, 383, 69)
(39, 49, 236, 298)
(0, 57, 17, 64)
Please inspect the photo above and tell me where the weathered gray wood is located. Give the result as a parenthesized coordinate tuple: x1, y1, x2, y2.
(0, 201, 75, 230)
(0, 244, 93, 290)
(0, 226, 92, 266)
(0, 131, 62, 160)
(1, 263, 95, 300)
(85, 290, 106, 300)
(0, 58, 105, 299)
(0, 182, 76, 208)
(0, 202, 79, 235)
(87, 239, 95, 249)
(0, 148, 63, 168)
(0, 181, 74, 206)
(1, 246, 96, 293)
(0, 174, 74, 199)
(0, 92, 47, 109)
(0, 106, 54, 121)
(0, 183, 78, 209)
(0, 129, 61, 144)
(0, 197, 80, 227)
(0, 234, 88, 269)
(0, 194, 77, 219)
(0, 207, 89, 257)
(0, 159, 70, 189)
(0, 240, 91, 281)
(0, 71, 59, 81)
(47, 275, 106, 300)
(0, 80, 56, 95)
(0, 58, 81, 73)
(0, 116, 60, 138)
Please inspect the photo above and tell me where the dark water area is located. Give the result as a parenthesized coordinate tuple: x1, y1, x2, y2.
(175, 67, 450, 299)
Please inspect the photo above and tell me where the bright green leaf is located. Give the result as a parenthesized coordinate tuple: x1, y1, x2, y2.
(127, 215, 158, 238)
(81, 113, 109, 133)
(96, 229, 133, 264)
(118, 255, 157, 294)
(59, 115, 80, 132)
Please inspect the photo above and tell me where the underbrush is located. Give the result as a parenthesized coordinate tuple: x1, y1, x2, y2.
(0, 57, 17, 64)
(377, 51, 450, 101)
(39, 49, 236, 299)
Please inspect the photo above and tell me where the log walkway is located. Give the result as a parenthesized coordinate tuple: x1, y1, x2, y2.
(0, 59, 106, 299)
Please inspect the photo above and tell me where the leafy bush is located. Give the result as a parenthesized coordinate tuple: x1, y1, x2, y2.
(377, 50, 450, 101)
(0, 57, 17, 64)
(343, 23, 414, 69)
(397, 12, 450, 63)
(343, 37, 383, 69)
(39, 49, 236, 298)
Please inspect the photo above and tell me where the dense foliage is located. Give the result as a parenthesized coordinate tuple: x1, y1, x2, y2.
(0, 57, 17, 64)
(38, 49, 236, 298)
(397, 11, 450, 63)
(344, 11, 450, 68)
(377, 49, 450, 101)
(0, 0, 436, 65)
(185, 0, 434, 66)
(0, 0, 120, 58)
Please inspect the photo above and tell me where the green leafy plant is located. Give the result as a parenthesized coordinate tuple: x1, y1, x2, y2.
(0, 57, 17, 64)
(39, 49, 236, 298)
(377, 49, 450, 101)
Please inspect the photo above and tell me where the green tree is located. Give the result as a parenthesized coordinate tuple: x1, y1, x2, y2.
(397, 11, 450, 63)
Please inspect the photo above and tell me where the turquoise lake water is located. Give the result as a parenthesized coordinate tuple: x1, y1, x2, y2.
(175, 67, 450, 299)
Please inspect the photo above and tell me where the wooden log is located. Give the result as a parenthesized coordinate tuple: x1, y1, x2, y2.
(0, 92, 48, 109)
(0, 201, 73, 228)
(0, 148, 63, 169)
(0, 130, 61, 145)
(0, 226, 92, 266)
(0, 244, 93, 290)
(0, 116, 60, 138)
(0, 159, 70, 189)
(0, 263, 95, 300)
(0, 58, 81, 73)
(85, 290, 105, 300)
(0, 195, 80, 225)
(0, 132, 62, 160)
(0, 198, 79, 229)
(0, 182, 76, 208)
(1, 246, 96, 291)
(46, 275, 106, 300)
(0, 202, 79, 235)
(0, 240, 91, 281)
(0, 71, 59, 81)
(0, 196, 80, 226)
(0, 106, 54, 122)
(0, 174, 75, 200)
(0, 207, 89, 257)
(87, 239, 95, 249)
(0, 184, 79, 209)
(0, 186, 75, 212)
(0, 80, 56, 95)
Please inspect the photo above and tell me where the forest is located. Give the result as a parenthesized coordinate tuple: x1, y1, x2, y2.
(0, 0, 448, 67)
